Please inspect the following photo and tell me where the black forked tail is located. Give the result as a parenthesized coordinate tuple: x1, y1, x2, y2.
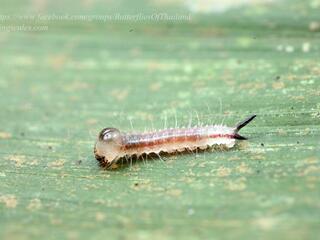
(233, 114, 256, 140)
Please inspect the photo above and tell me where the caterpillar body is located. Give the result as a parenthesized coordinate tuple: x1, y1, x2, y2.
(94, 115, 256, 169)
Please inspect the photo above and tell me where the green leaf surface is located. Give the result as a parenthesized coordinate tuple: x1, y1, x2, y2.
(0, 0, 319, 239)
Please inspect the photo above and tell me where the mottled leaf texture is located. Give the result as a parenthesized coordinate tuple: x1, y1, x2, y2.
(0, 0, 319, 240)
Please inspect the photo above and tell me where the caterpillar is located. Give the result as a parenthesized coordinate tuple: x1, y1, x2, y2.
(94, 115, 256, 169)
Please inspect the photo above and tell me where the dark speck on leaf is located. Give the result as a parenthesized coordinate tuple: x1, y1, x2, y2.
(48, 146, 52, 150)
(261, 143, 264, 147)
(256, 170, 261, 174)
(134, 183, 139, 187)
(77, 160, 82, 165)
(276, 76, 281, 80)
(297, 141, 300, 144)
(20, 132, 25, 137)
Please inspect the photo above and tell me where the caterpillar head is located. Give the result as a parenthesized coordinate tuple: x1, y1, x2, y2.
(94, 128, 122, 168)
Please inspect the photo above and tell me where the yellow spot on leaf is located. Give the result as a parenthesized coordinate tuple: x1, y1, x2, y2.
(95, 212, 106, 222)
(303, 156, 318, 165)
(167, 189, 182, 197)
(253, 217, 279, 230)
(48, 159, 65, 168)
(0, 131, 11, 139)
(27, 198, 42, 211)
(309, 21, 320, 31)
(225, 177, 247, 191)
(0, 194, 18, 208)
(291, 95, 305, 101)
(236, 162, 253, 174)
(6, 155, 26, 167)
(272, 81, 285, 89)
(300, 165, 320, 176)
